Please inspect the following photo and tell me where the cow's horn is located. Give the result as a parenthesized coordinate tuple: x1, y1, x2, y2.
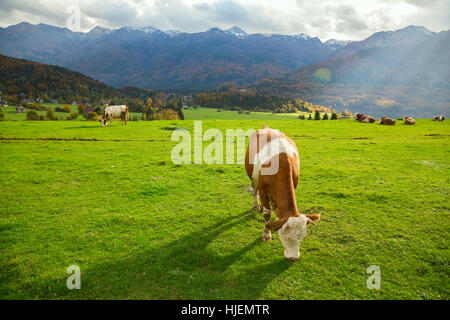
(307, 218, 317, 226)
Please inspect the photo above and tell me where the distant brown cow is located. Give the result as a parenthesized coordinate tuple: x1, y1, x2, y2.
(403, 116, 416, 125)
(362, 115, 376, 123)
(432, 115, 445, 121)
(378, 116, 396, 125)
(354, 113, 365, 121)
(355, 113, 376, 123)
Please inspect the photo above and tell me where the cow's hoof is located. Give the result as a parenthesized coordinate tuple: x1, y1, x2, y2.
(262, 233, 272, 242)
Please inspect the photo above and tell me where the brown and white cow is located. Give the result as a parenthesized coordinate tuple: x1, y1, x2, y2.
(378, 116, 396, 125)
(403, 116, 416, 125)
(432, 115, 445, 121)
(354, 113, 365, 122)
(100, 105, 129, 126)
(355, 113, 376, 123)
(362, 115, 376, 123)
(245, 126, 320, 260)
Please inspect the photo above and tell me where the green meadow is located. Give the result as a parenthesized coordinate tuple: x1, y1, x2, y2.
(4, 105, 309, 121)
(184, 107, 309, 120)
(0, 117, 449, 299)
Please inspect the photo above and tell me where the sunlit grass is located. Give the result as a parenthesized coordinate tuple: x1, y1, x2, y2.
(0, 119, 448, 299)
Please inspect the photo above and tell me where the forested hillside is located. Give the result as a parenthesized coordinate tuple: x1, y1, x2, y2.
(193, 86, 332, 113)
(0, 54, 151, 106)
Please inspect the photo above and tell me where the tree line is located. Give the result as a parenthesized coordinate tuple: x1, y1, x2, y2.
(193, 85, 333, 114)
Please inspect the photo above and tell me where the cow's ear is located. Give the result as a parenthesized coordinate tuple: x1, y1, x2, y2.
(265, 217, 288, 232)
(305, 214, 320, 226)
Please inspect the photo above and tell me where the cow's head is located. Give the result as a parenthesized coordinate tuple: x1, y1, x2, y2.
(265, 214, 320, 260)
(99, 112, 107, 126)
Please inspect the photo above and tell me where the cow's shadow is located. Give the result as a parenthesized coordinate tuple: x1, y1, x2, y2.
(63, 209, 293, 299)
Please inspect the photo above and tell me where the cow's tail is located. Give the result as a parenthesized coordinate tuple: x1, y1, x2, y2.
(126, 106, 130, 121)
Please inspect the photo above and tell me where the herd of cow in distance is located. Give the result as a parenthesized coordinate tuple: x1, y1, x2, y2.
(354, 113, 446, 125)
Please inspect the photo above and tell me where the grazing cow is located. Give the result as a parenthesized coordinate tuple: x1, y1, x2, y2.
(100, 105, 129, 126)
(378, 116, 396, 125)
(432, 115, 445, 121)
(245, 126, 320, 260)
(403, 116, 416, 125)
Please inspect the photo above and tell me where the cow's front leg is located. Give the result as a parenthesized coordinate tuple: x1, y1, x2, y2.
(262, 227, 272, 242)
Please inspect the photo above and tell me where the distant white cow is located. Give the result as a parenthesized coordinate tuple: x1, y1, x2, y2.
(100, 105, 129, 126)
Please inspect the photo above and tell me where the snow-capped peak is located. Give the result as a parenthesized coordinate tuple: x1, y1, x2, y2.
(115, 26, 183, 37)
(292, 33, 312, 40)
(225, 26, 248, 39)
(89, 26, 111, 34)
(141, 26, 160, 34)
(260, 32, 314, 41)
(119, 26, 161, 34)
(165, 30, 183, 37)
(325, 39, 351, 45)
(324, 39, 352, 50)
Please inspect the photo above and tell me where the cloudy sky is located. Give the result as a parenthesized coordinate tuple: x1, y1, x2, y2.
(0, 0, 448, 41)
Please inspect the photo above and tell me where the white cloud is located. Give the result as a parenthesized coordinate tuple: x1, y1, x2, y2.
(0, 0, 448, 41)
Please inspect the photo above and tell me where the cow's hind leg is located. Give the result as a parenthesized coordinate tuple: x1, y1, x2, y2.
(259, 190, 272, 241)
(259, 190, 271, 222)
(251, 182, 260, 211)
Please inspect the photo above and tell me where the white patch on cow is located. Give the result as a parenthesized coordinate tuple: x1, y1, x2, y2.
(278, 215, 308, 260)
(251, 137, 298, 185)
(262, 228, 272, 241)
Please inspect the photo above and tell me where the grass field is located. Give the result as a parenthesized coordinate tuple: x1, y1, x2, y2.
(0, 118, 449, 299)
(184, 107, 309, 120)
(2, 104, 143, 121)
(3, 105, 309, 121)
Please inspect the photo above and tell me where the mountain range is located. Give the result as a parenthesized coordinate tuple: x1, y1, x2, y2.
(0, 22, 334, 89)
(255, 26, 449, 117)
(0, 22, 448, 117)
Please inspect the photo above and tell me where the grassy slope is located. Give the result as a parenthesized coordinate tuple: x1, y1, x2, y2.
(0, 119, 448, 299)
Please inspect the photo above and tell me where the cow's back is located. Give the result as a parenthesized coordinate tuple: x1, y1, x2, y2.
(105, 105, 127, 117)
(245, 127, 299, 188)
